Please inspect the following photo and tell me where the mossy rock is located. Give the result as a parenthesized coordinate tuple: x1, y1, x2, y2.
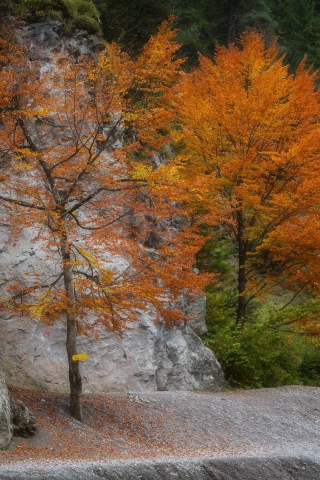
(4, 0, 100, 34)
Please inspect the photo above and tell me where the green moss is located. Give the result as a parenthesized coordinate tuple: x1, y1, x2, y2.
(6, 0, 100, 34)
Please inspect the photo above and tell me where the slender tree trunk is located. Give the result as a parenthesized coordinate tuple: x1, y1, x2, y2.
(17, 118, 83, 420)
(236, 209, 247, 327)
(236, 237, 247, 327)
(226, 0, 236, 48)
(61, 228, 83, 422)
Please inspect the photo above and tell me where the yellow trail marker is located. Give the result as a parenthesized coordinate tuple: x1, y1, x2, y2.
(72, 353, 88, 361)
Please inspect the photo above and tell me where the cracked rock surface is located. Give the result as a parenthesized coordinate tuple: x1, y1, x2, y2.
(0, 356, 11, 450)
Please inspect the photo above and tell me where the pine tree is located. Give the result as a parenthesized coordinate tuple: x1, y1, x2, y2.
(238, 0, 279, 45)
(277, 0, 320, 71)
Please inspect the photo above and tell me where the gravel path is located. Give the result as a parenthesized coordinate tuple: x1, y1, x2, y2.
(0, 385, 319, 479)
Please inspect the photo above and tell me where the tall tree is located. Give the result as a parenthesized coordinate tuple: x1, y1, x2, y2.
(0, 22, 206, 420)
(164, 32, 320, 326)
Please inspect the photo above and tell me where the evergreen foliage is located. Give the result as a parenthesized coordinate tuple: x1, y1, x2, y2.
(277, 0, 320, 71)
(173, 0, 226, 67)
(93, 0, 171, 51)
(6, 0, 320, 71)
(91, 0, 320, 71)
(238, 0, 279, 45)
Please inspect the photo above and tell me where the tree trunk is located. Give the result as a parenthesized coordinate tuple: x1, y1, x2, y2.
(226, 0, 236, 48)
(236, 251, 247, 327)
(236, 211, 248, 327)
(61, 229, 83, 422)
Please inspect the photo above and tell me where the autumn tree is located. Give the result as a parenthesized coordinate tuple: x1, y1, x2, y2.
(0, 22, 206, 421)
(164, 32, 320, 327)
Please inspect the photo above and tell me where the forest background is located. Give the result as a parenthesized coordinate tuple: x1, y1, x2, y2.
(2, 0, 320, 390)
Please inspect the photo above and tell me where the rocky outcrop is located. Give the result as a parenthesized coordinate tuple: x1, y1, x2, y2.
(14, 19, 104, 61)
(182, 293, 208, 336)
(0, 225, 226, 393)
(0, 225, 225, 395)
(1, 314, 224, 393)
(10, 399, 37, 438)
(0, 20, 226, 394)
(0, 354, 12, 450)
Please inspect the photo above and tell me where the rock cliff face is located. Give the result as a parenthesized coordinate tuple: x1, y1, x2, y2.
(0, 20, 226, 394)
(0, 225, 225, 393)
(0, 354, 12, 450)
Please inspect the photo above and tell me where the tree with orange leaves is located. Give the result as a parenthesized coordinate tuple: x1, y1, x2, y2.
(165, 31, 320, 327)
(0, 21, 207, 421)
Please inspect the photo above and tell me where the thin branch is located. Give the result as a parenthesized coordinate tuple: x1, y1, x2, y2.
(0, 195, 45, 210)
(63, 185, 137, 216)
(279, 283, 309, 311)
(70, 209, 132, 230)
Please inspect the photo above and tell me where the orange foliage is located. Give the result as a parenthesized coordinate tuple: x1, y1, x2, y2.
(0, 20, 205, 330)
(0, 21, 208, 419)
(163, 31, 320, 327)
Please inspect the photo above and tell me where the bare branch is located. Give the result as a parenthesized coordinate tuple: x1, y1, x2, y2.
(70, 210, 132, 230)
(0, 195, 45, 210)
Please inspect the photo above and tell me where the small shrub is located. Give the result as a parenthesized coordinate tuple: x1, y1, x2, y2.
(203, 290, 320, 389)
(298, 350, 320, 386)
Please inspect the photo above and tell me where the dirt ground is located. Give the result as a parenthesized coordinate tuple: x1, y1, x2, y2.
(0, 385, 319, 478)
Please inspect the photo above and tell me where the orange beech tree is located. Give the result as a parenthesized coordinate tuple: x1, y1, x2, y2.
(162, 32, 320, 327)
(0, 22, 208, 420)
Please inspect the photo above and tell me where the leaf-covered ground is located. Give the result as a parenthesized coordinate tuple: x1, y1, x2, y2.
(1, 385, 319, 472)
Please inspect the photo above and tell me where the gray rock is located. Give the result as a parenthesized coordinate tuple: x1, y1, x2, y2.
(0, 180, 225, 395)
(14, 20, 104, 62)
(1, 457, 320, 480)
(0, 280, 226, 393)
(10, 398, 37, 438)
(181, 294, 208, 336)
(0, 353, 12, 450)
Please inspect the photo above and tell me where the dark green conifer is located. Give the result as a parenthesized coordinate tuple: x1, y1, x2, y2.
(277, 0, 320, 71)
